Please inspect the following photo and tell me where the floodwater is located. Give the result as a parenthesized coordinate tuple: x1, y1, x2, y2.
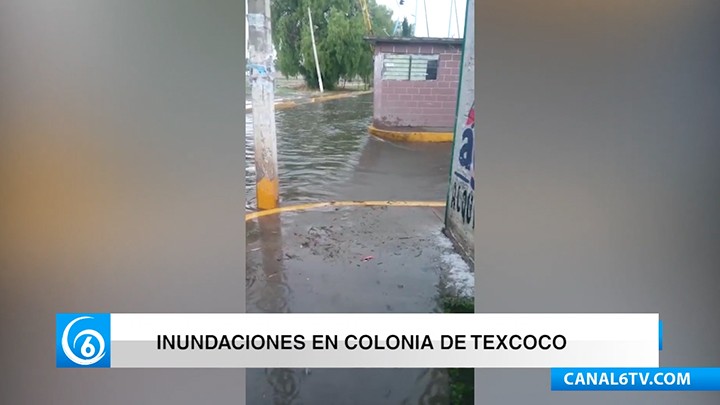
(245, 94, 452, 210)
(245, 95, 461, 404)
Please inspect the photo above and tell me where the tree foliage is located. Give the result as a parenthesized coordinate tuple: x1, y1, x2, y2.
(401, 17, 414, 37)
(369, 0, 395, 37)
(271, 0, 395, 90)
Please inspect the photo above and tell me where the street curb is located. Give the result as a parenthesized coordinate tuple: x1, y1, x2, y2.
(246, 90, 373, 113)
(246, 200, 445, 221)
(308, 90, 372, 103)
(367, 124, 454, 143)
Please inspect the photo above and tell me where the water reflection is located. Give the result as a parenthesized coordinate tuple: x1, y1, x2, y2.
(246, 216, 303, 403)
(413, 368, 451, 405)
(249, 215, 291, 314)
(339, 135, 452, 202)
(264, 368, 302, 405)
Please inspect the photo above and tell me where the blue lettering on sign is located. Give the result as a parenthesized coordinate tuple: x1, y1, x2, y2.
(449, 102, 475, 228)
(453, 103, 475, 191)
(458, 126, 473, 170)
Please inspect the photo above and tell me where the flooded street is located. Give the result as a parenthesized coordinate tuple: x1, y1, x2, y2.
(245, 95, 464, 404)
(245, 95, 370, 209)
(245, 94, 452, 210)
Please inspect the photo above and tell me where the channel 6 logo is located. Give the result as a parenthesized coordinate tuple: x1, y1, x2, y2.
(56, 313, 111, 368)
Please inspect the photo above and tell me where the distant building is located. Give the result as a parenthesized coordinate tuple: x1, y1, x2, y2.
(365, 37, 463, 131)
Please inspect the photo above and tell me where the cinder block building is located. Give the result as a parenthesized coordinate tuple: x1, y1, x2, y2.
(366, 37, 463, 132)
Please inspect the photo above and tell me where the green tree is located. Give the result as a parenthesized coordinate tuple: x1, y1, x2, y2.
(324, 7, 369, 86)
(271, 0, 394, 90)
(401, 17, 414, 37)
(368, 0, 394, 38)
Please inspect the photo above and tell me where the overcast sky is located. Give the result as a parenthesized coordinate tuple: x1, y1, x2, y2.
(377, 0, 467, 38)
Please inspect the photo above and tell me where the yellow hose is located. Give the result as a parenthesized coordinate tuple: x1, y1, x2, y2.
(245, 200, 445, 221)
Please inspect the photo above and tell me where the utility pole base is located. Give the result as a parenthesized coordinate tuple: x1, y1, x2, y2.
(257, 177, 279, 210)
(248, 0, 280, 211)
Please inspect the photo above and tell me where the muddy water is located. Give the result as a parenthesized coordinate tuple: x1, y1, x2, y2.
(246, 95, 371, 209)
(245, 95, 456, 404)
(246, 94, 452, 209)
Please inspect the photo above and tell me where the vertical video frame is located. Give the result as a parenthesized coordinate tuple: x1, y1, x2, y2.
(245, 0, 474, 403)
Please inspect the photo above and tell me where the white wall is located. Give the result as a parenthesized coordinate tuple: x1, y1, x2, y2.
(444, 0, 474, 260)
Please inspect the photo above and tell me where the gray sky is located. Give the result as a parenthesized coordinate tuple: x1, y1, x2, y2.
(377, 0, 466, 38)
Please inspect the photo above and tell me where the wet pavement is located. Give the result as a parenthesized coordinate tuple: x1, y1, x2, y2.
(246, 208, 468, 404)
(246, 206, 471, 314)
(245, 95, 473, 404)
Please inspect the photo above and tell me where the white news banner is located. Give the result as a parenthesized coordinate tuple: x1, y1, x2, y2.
(55, 313, 661, 369)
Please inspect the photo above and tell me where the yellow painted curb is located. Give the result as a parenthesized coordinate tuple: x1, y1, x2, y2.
(246, 90, 373, 113)
(246, 100, 297, 113)
(274, 101, 298, 110)
(367, 124, 453, 143)
(309, 90, 373, 104)
(246, 200, 445, 221)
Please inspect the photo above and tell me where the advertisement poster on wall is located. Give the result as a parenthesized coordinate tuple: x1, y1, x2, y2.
(445, 0, 474, 261)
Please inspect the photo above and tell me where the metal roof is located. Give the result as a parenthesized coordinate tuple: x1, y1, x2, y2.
(364, 36, 463, 46)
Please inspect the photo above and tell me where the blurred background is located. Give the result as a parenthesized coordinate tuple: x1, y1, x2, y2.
(475, 1, 720, 404)
(0, 1, 246, 403)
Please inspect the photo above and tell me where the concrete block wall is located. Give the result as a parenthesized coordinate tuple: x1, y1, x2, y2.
(373, 43, 462, 129)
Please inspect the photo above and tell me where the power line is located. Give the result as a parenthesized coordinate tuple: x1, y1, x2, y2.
(454, 0, 461, 38)
(448, 0, 453, 38)
(414, 0, 419, 36)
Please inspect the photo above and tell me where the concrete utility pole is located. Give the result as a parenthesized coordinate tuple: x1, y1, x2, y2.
(247, 0, 279, 210)
(414, 0, 419, 36)
(307, 7, 324, 93)
(448, 0, 453, 38)
(454, 0, 461, 38)
(423, 0, 429, 37)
